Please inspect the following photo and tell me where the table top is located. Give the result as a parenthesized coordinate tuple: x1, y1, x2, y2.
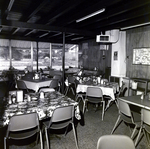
(130, 78, 150, 83)
(1, 91, 80, 127)
(22, 78, 52, 82)
(119, 95, 150, 110)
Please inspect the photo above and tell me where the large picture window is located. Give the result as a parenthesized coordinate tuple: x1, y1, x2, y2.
(0, 39, 78, 71)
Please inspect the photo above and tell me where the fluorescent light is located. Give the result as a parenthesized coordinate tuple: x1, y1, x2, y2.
(76, 8, 105, 23)
(39, 32, 49, 38)
(7, 0, 15, 11)
(121, 22, 150, 30)
(71, 37, 83, 41)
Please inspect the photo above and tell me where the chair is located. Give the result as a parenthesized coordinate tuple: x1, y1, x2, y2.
(65, 76, 77, 96)
(42, 105, 79, 149)
(16, 80, 30, 96)
(135, 108, 150, 146)
(111, 98, 141, 139)
(4, 112, 43, 149)
(39, 79, 59, 93)
(83, 86, 105, 121)
(53, 75, 62, 91)
(97, 135, 135, 149)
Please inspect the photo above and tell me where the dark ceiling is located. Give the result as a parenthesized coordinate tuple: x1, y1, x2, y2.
(0, 0, 150, 44)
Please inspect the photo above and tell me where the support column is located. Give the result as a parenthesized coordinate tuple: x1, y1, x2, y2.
(36, 41, 39, 72)
(62, 32, 65, 93)
(31, 42, 33, 71)
(49, 43, 52, 68)
(9, 39, 12, 68)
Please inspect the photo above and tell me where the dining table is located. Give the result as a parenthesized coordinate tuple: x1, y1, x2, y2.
(1, 91, 81, 127)
(76, 82, 119, 110)
(118, 94, 150, 146)
(119, 94, 150, 110)
(21, 78, 52, 92)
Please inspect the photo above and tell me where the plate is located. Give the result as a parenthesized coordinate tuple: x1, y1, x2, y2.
(9, 104, 18, 108)
(32, 97, 38, 101)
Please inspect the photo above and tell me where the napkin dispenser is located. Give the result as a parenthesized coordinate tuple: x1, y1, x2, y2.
(9, 90, 23, 103)
(34, 73, 40, 79)
(40, 91, 44, 99)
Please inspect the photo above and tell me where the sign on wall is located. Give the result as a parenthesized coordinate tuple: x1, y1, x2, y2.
(133, 48, 150, 65)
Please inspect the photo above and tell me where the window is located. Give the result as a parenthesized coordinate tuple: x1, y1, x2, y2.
(0, 39, 10, 70)
(0, 39, 78, 71)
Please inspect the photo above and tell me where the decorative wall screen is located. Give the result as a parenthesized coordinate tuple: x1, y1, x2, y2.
(133, 48, 150, 65)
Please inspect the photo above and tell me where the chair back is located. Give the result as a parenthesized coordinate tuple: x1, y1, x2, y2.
(16, 80, 28, 91)
(68, 76, 75, 84)
(53, 75, 62, 82)
(49, 79, 58, 89)
(49, 105, 74, 127)
(142, 109, 150, 133)
(117, 99, 132, 117)
(86, 87, 103, 98)
(9, 112, 39, 132)
(97, 135, 135, 149)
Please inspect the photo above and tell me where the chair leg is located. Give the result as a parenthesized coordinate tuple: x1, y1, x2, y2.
(83, 99, 87, 113)
(102, 101, 105, 121)
(45, 128, 50, 149)
(135, 126, 143, 147)
(72, 123, 79, 149)
(4, 137, 7, 149)
(144, 129, 150, 146)
(111, 115, 122, 134)
(40, 131, 43, 149)
(131, 125, 138, 139)
(65, 86, 69, 96)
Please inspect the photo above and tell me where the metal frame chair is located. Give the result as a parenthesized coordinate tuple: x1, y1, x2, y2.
(135, 108, 150, 146)
(4, 112, 43, 149)
(97, 135, 135, 149)
(65, 76, 77, 96)
(111, 98, 141, 140)
(83, 86, 105, 121)
(39, 79, 59, 93)
(42, 105, 79, 149)
(16, 80, 30, 94)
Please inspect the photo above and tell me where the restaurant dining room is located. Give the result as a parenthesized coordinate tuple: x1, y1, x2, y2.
(0, 0, 150, 149)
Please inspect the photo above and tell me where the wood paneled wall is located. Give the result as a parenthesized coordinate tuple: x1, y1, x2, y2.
(78, 40, 111, 73)
(126, 25, 150, 78)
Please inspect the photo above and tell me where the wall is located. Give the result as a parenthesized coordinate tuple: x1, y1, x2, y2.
(78, 40, 111, 74)
(111, 31, 126, 77)
(126, 25, 150, 78)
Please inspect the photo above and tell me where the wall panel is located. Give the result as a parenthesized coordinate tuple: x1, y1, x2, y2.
(126, 25, 150, 78)
(79, 40, 111, 74)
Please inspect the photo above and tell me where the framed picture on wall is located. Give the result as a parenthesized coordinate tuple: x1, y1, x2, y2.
(133, 48, 150, 65)
(114, 51, 118, 60)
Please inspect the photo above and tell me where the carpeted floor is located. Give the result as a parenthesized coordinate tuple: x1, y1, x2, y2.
(0, 91, 149, 149)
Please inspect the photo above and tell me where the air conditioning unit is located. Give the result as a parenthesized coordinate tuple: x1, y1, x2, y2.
(96, 29, 119, 43)
(96, 35, 110, 42)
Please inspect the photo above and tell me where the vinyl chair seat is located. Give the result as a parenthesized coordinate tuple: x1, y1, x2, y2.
(97, 135, 135, 149)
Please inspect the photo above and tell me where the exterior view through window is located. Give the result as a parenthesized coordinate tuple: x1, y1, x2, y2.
(0, 39, 78, 71)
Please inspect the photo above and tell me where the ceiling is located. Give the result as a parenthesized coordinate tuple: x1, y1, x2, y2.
(0, 0, 150, 44)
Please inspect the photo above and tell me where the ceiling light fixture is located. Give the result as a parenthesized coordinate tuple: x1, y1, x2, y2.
(7, 0, 15, 11)
(76, 8, 105, 23)
(121, 22, 150, 30)
(71, 37, 84, 41)
(39, 32, 49, 38)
